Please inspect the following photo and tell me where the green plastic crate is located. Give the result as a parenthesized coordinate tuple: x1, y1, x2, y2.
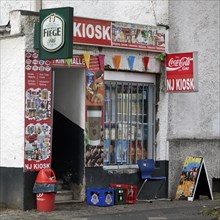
(113, 188, 126, 205)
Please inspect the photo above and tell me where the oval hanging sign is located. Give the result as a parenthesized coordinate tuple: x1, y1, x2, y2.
(41, 13, 65, 52)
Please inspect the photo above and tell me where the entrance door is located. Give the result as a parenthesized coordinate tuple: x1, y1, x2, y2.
(52, 67, 85, 198)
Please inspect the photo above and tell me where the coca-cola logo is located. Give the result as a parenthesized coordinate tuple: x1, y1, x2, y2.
(166, 57, 193, 71)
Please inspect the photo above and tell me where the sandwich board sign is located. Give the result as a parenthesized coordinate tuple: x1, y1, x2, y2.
(175, 156, 213, 201)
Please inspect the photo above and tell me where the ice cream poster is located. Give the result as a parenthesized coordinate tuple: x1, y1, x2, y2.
(175, 156, 202, 200)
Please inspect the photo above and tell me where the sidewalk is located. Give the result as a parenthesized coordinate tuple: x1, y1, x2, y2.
(0, 195, 220, 220)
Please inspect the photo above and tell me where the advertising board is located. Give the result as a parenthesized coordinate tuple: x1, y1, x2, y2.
(166, 52, 198, 92)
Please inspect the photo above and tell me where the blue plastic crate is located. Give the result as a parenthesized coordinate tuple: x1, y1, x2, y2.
(86, 187, 114, 206)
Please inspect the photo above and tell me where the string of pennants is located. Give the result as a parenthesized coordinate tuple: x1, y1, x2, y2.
(82, 53, 150, 71)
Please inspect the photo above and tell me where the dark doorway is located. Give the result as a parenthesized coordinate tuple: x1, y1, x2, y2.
(51, 67, 85, 195)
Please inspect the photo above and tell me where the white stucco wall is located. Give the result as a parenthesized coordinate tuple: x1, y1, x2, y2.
(43, 0, 168, 26)
(0, 9, 41, 168)
(0, 36, 25, 167)
(168, 0, 220, 197)
(168, 0, 220, 139)
(0, 1, 31, 24)
(156, 67, 169, 160)
(53, 68, 86, 128)
(1, 0, 168, 26)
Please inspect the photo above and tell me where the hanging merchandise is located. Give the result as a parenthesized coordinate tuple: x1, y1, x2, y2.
(98, 54, 105, 71)
(83, 53, 91, 69)
(113, 55, 121, 70)
(127, 56, 135, 71)
(142, 56, 150, 71)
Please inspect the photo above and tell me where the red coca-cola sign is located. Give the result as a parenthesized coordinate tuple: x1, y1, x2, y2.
(166, 52, 198, 92)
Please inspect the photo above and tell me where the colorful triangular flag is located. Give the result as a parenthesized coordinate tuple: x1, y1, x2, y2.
(98, 54, 105, 71)
(128, 56, 135, 71)
(83, 53, 91, 69)
(113, 55, 121, 70)
(142, 56, 149, 70)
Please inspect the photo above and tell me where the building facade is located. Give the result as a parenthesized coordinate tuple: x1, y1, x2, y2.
(167, 0, 220, 197)
(0, 0, 219, 210)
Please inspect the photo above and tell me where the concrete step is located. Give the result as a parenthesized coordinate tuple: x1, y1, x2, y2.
(56, 180, 64, 191)
(55, 199, 83, 204)
(55, 190, 73, 201)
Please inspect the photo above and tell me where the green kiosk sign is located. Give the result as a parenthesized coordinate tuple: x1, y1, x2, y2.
(38, 7, 73, 59)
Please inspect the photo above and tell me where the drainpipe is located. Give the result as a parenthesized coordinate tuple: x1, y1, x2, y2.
(30, 0, 42, 12)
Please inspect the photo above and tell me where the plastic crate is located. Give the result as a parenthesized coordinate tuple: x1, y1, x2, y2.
(110, 184, 137, 204)
(113, 188, 126, 205)
(86, 187, 114, 206)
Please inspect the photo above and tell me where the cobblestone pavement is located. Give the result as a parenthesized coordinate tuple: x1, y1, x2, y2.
(0, 199, 220, 220)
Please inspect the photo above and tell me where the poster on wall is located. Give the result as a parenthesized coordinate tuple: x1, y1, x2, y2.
(73, 17, 165, 52)
(85, 55, 105, 167)
(24, 51, 52, 171)
(175, 156, 213, 201)
(112, 21, 165, 51)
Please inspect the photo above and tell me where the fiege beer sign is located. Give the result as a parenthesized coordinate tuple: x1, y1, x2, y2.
(41, 13, 65, 52)
(39, 7, 73, 59)
(166, 52, 198, 92)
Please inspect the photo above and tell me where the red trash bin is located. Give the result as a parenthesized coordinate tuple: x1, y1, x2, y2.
(35, 169, 57, 212)
(36, 192, 56, 212)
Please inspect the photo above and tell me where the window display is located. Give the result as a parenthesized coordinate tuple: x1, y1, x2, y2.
(104, 81, 155, 165)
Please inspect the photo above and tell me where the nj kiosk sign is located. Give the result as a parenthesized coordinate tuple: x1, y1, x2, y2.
(39, 7, 73, 59)
(166, 52, 198, 92)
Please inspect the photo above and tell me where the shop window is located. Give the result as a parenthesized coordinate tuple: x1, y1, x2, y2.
(104, 81, 155, 166)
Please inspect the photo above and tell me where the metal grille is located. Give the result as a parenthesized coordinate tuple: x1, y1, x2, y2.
(104, 81, 155, 165)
